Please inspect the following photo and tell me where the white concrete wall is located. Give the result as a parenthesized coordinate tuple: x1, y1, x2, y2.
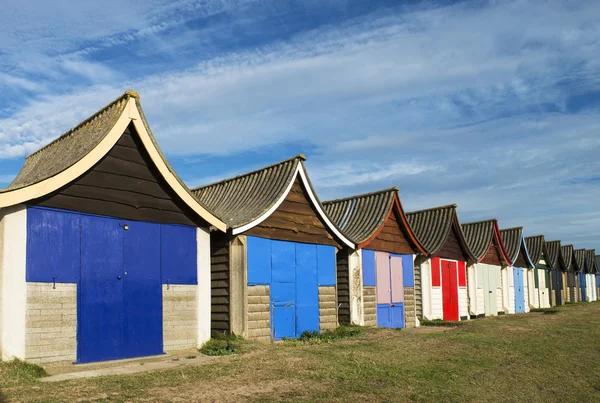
(528, 270, 539, 309)
(196, 227, 211, 346)
(523, 272, 530, 313)
(163, 284, 198, 351)
(430, 287, 443, 320)
(538, 269, 550, 308)
(319, 286, 337, 331)
(349, 249, 364, 326)
(1, 205, 27, 360)
(467, 263, 479, 317)
(421, 259, 433, 320)
(502, 267, 515, 314)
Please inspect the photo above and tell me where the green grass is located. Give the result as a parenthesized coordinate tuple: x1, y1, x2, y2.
(199, 334, 243, 356)
(530, 307, 560, 314)
(0, 359, 47, 387)
(284, 326, 363, 345)
(420, 319, 464, 327)
(2, 303, 600, 402)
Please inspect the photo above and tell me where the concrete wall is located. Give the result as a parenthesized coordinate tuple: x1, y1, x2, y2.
(196, 227, 211, 345)
(363, 286, 376, 326)
(318, 286, 337, 332)
(404, 286, 417, 328)
(25, 283, 77, 364)
(163, 284, 198, 352)
(246, 285, 270, 341)
(0, 205, 27, 361)
(459, 287, 468, 320)
(349, 249, 363, 326)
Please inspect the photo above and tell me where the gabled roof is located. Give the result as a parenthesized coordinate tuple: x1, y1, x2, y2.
(595, 255, 600, 274)
(500, 227, 534, 268)
(573, 249, 586, 272)
(586, 250, 598, 273)
(545, 241, 562, 270)
(525, 235, 547, 267)
(406, 204, 475, 260)
(323, 187, 426, 253)
(192, 155, 354, 248)
(0, 90, 226, 231)
(561, 244, 574, 271)
(461, 219, 511, 264)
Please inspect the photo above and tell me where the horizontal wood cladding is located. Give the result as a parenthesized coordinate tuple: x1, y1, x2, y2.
(364, 209, 414, 254)
(432, 226, 467, 261)
(514, 248, 529, 268)
(31, 124, 202, 227)
(211, 232, 231, 333)
(245, 178, 340, 247)
(480, 241, 502, 266)
(336, 247, 350, 325)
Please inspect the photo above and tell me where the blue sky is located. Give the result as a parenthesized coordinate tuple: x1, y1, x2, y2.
(1, 0, 600, 248)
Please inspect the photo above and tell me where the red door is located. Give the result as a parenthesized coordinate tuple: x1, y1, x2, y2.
(441, 260, 459, 321)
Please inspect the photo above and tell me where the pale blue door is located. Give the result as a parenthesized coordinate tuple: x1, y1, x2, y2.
(514, 267, 525, 313)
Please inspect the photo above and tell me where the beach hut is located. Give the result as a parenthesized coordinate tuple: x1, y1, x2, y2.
(0, 91, 226, 364)
(586, 250, 597, 302)
(322, 188, 426, 329)
(561, 245, 575, 303)
(596, 255, 600, 301)
(545, 241, 565, 306)
(406, 205, 476, 322)
(461, 219, 512, 318)
(574, 249, 586, 302)
(524, 235, 552, 309)
(500, 227, 535, 314)
(192, 155, 354, 341)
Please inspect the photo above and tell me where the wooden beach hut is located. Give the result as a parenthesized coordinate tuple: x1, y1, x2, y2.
(586, 250, 597, 302)
(574, 248, 586, 302)
(461, 219, 511, 318)
(192, 155, 354, 341)
(500, 227, 535, 314)
(524, 235, 552, 309)
(406, 205, 476, 322)
(545, 241, 565, 306)
(323, 188, 426, 329)
(561, 245, 575, 303)
(0, 91, 226, 364)
(596, 255, 600, 301)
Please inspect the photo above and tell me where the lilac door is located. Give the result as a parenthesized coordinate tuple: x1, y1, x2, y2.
(375, 252, 405, 329)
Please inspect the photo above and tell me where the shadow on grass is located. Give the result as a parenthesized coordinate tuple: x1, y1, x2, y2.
(420, 319, 463, 327)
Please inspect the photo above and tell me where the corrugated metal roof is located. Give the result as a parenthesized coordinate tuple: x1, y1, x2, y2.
(4, 91, 133, 191)
(561, 244, 574, 271)
(461, 219, 496, 261)
(192, 155, 302, 228)
(499, 227, 523, 263)
(323, 188, 396, 245)
(545, 241, 562, 269)
(586, 249, 597, 273)
(573, 248, 586, 272)
(524, 235, 546, 266)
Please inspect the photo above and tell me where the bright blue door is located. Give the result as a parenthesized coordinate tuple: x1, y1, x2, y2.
(514, 267, 525, 313)
(580, 273, 587, 302)
(295, 244, 319, 335)
(271, 240, 296, 340)
(79, 216, 124, 363)
(123, 221, 163, 359)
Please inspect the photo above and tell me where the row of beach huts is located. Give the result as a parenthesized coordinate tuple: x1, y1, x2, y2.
(0, 91, 597, 364)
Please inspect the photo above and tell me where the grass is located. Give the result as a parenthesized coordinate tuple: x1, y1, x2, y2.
(0, 359, 47, 387)
(284, 326, 363, 345)
(1, 302, 600, 402)
(199, 333, 243, 356)
(530, 307, 560, 314)
(420, 319, 464, 327)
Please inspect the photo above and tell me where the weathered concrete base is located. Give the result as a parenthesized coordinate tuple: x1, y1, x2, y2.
(404, 286, 417, 328)
(246, 285, 270, 341)
(319, 286, 337, 331)
(25, 282, 77, 364)
(363, 286, 376, 326)
(163, 284, 198, 352)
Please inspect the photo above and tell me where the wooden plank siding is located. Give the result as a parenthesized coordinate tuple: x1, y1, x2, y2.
(364, 210, 414, 255)
(514, 248, 529, 268)
(336, 247, 350, 325)
(480, 241, 502, 266)
(211, 232, 231, 334)
(31, 124, 202, 227)
(432, 226, 467, 261)
(246, 178, 341, 247)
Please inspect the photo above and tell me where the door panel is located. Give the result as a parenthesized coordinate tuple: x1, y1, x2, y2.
(79, 216, 124, 363)
(375, 252, 391, 304)
(580, 273, 587, 302)
(390, 256, 404, 304)
(123, 221, 163, 359)
(514, 268, 524, 313)
(442, 260, 459, 321)
(390, 304, 405, 328)
(376, 305, 391, 328)
(273, 305, 295, 340)
(295, 244, 319, 335)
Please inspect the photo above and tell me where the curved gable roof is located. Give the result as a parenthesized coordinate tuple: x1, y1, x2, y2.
(323, 188, 425, 253)
(574, 248, 586, 272)
(406, 204, 475, 260)
(545, 241, 562, 269)
(0, 90, 226, 231)
(561, 244, 574, 271)
(461, 219, 511, 264)
(595, 255, 600, 274)
(192, 155, 354, 248)
(524, 235, 547, 266)
(586, 250, 597, 273)
(500, 227, 534, 268)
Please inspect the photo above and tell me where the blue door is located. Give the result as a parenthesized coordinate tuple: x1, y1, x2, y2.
(247, 237, 334, 340)
(580, 273, 587, 302)
(514, 267, 525, 313)
(372, 252, 406, 329)
(79, 216, 124, 363)
(123, 221, 163, 359)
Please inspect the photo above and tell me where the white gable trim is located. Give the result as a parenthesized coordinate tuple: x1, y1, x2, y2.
(0, 97, 226, 232)
(232, 164, 355, 249)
